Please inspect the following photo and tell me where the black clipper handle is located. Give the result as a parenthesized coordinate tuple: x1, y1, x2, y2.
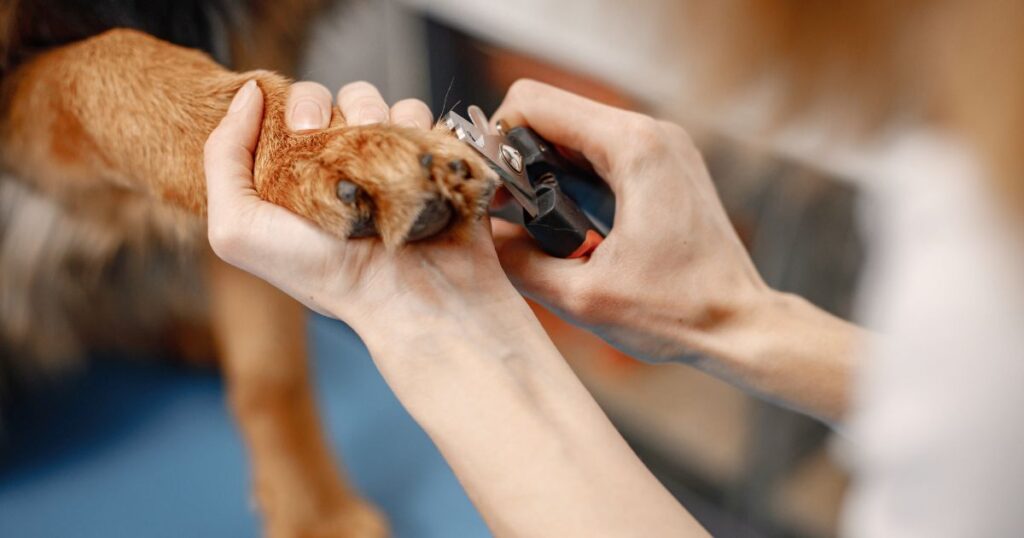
(505, 126, 616, 258)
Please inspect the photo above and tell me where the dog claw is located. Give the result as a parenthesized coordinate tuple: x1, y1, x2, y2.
(347, 213, 377, 238)
(406, 196, 453, 241)
(419, 153, 434, 170)
(336, 180, 361, 204)
(448, 159, 468, 178)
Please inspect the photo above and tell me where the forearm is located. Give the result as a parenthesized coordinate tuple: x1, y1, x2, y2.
(683, 290, 863, 422)
(353, 292, 706, 537)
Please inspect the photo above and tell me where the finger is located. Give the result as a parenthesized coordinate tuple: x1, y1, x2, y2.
(286, 81, 332, 132)
(490, 217, 523, 242)
(389, 98, 433, 130)
(491, 79, 628, 179)
(337, 81, 389, 126)
(205, 82, 340, 273)
(204, 80, 265, 215)
(493, 232, 588, 309)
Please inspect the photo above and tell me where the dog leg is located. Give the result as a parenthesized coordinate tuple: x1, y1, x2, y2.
(208, 255, 388, 538)
(0, 28, 494, 247)
(0, 28, 490, 537)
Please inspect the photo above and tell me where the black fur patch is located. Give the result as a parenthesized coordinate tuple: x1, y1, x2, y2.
(13, 0, 232, 64)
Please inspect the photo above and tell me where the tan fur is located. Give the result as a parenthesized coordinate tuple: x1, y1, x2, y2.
(0, 29, 491, 246)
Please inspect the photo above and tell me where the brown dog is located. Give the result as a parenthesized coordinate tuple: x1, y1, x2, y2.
(0, 2, 492, 536)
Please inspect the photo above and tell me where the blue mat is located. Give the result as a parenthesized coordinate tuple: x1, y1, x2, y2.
(0, 315, 490, 537)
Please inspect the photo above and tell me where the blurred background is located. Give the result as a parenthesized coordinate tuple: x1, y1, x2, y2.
(1, 1, 866, 536)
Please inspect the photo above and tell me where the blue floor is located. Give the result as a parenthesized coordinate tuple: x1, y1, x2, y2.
(0, 315, 490, 537)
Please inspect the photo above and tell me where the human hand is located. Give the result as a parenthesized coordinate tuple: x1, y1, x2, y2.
(204, 80, 521, 335)
(491, 80, 771, 364)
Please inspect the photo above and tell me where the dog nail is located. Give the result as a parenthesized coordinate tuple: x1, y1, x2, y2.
(347, 213, 377, 238)
(448, 159, 468, 177)
(420, 153, 434, 169)
(407, 197, 453, 241)
(336, 180, 360, 203)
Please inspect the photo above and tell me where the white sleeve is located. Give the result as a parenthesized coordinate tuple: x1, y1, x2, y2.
(842, 134, 1024, 537)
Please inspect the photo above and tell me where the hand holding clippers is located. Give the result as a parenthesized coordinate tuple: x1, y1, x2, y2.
(443, 106, 615, 258)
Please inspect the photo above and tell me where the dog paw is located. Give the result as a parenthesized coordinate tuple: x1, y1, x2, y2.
(255, 124, 496, 247)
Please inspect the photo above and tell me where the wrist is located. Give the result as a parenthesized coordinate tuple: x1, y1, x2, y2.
(689, 288, 859, 421)
(351, 293, 576, 429)
(658, 284, 781, 366)
(341, 279, 532, 342)
(342, 282, 550, 369)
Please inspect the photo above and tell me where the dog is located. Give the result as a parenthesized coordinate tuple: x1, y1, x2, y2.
(0, 1, 492, 536)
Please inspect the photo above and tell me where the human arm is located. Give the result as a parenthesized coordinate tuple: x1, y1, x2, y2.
(490, 80, 867, 422)
(204, 81, 708, 537)
(350, 262, 707, 538)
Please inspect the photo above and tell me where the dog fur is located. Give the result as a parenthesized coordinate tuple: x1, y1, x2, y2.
(0, 1, 492, 536)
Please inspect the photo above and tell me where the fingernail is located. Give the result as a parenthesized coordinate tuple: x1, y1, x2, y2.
(353, 105, 388, 126)
(290, 99, 325, 131)
(229, 80, 257, 113)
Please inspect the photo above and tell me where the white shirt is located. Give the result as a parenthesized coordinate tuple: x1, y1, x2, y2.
(841, 134, 1024, 536)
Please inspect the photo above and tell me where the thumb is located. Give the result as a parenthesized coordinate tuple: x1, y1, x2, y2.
(204, 79, 266, 217)
(494, 233, 588, 309)
(491, 79, 623, 181)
